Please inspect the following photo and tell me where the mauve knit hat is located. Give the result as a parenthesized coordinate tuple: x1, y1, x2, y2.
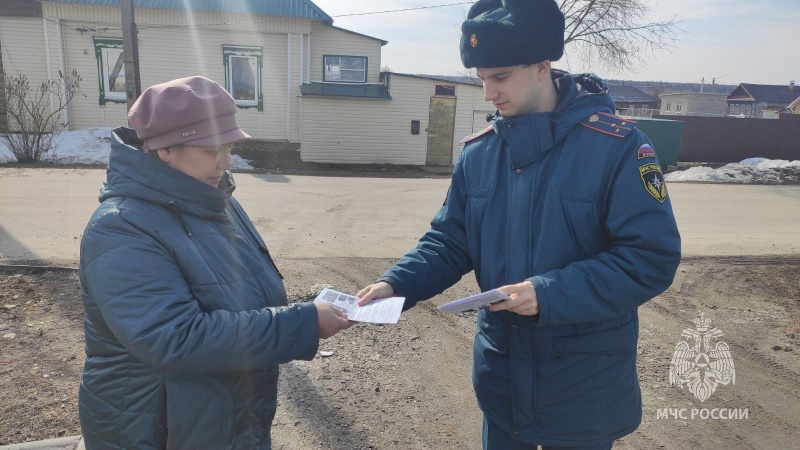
(460, 0, 565, 69)
(128, 76, 250, 150)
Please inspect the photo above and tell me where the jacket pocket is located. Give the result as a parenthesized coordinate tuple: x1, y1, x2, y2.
(550, 316, 638, 356)
(165, 374, 235, 449)
(476, 309, 509, 354)
(465, 185, 494, 230)
(560, 189, 603, 258)
(473, 310, 513, 426)
(79, 384, 124, 449)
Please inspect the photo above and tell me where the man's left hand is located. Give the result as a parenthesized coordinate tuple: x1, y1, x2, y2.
(489, 280, 538, 316)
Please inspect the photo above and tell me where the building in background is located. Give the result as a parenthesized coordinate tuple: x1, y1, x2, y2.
(300, 73, 485, 166)
(781, 96, 800, 116)
(608, 84, 658, 117)
(658, 93, 728, 117)
(0, 0, 492, 166)
(726, 81, 798, 118)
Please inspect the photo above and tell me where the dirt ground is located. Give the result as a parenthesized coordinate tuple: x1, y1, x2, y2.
(1, 255, 798, 448)
(1, 149, 798, 448)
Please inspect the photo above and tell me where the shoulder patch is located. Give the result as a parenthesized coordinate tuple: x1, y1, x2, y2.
(639, 163, 668, 203)
(637, 143, 657, 159)
(460, 125, 493, 144)
(580, 111, 634, 138)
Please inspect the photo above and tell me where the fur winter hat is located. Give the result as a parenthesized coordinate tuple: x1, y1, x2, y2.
(460, 0, 565, 68)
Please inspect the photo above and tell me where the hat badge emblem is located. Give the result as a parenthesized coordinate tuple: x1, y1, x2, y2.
(588, 114, 599, 122)
(470, 34, 478, 47)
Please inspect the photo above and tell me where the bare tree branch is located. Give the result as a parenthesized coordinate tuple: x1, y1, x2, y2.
(558, 0, 680, 74)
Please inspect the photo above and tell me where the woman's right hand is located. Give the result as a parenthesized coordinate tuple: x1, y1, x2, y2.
(315, 302, 353, 339)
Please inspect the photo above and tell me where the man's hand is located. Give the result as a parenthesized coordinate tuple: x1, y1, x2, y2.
(356, 281, 395, 306)
(315, 302, 353, 339)
(488, 280, 539, 316)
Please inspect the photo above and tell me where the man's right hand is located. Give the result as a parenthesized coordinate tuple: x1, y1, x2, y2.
(356, 281, 395, 306)
(315, 302, 352, 339)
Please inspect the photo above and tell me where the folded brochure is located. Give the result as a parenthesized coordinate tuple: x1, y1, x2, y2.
(313, 288, 405, 324)
(437, 289, 510, 313)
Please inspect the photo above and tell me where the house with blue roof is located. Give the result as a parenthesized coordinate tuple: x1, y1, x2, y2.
(0, 0, 492, 165)
(607, 84, 658, 117)
(726, 81, 798, 118)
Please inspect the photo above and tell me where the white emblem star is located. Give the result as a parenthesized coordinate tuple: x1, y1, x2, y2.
(652, 175, 662, 190)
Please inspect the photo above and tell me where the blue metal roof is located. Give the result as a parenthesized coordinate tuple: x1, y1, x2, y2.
(729, 83, 798, 108)
(608, 85, 657, 104)
(50, 0, 333, 22)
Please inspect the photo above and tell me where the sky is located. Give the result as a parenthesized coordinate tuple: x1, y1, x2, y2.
(1, 128, 798, 184)
(310, 0, 799, 86)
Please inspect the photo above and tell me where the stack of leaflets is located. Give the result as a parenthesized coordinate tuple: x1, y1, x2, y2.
(313, 288, 405, 324)
(437, 289, 510, 313)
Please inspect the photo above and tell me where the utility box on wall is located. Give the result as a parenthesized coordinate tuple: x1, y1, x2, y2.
(631, 117, 684, 171)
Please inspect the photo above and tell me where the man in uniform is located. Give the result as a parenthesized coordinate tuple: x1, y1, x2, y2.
(357, 0, 680, 448)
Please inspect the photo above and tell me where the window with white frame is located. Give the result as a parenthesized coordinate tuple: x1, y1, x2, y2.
(324, 55, 367, 83)
(93, 37, 126, 104)
(223, 45, 262, 110)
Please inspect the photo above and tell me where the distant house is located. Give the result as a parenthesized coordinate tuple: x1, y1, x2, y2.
(779, 95, 800, 116)
(608, 85, 658, 117)
(0, 0, 384, 143)
(658, 93, 728, 117)
(726, 81, 798, 118)
(0, 0, 493, 165)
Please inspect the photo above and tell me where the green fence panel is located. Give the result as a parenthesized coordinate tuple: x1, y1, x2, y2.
(631, 117, 684, 171)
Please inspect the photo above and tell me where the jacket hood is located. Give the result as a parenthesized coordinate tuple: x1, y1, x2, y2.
(102, 127, 233, 219)
(550, 71, 616, 144)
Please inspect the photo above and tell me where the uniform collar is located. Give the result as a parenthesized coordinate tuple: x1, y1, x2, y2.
(489, 71, 613, 170)
(493, 113, 555, 169)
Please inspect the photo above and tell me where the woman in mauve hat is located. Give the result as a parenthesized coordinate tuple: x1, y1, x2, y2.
(78, 76, 351, 449)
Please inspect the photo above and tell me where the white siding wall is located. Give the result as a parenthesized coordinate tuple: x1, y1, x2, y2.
(41, 3, 311, 34)
(5, 4, 385, 142)
(300, 75, 429, 164)
(309, 23, 381, 83)
(301, 74, 492, 165)
(453, 82, 490, 161)
(56, 18, 296, 137)
(0, 17, 51, 109)
(60, 23, 126, 129)
(28, 4, 325, 140)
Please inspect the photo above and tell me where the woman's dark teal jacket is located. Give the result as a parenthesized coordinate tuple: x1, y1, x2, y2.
(78, 128, 319, 449)
(379, 73, 681, 446)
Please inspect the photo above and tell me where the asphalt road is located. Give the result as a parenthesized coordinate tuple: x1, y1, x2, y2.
(1, 167, 799, 266)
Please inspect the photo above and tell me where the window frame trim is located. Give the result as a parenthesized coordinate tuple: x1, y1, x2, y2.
(222, 44, 263, 111)
(92, 37, 127, 105)
(323, 54, 368, 83)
